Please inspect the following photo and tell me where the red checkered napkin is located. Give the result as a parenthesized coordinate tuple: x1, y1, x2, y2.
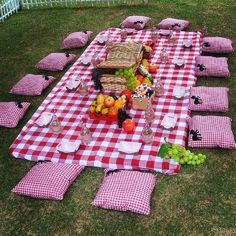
(189, 87, 229, 112)
(195, 56, 230, 77)
(0, 102, 30, 128)
(12, 162, 84, 200)
(36, 53, 76, 71)
(92, 170, 156, 215)
(10, 74, 56, 96)
(61, 31, 93, 49)
(188, 116, 236, 149)
(202, 37, 233, 54)
(156, 18, 189, 31)
(121, 16, 150, 30)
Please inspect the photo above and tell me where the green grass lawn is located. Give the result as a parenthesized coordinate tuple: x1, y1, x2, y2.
(0, 0, 236, 235)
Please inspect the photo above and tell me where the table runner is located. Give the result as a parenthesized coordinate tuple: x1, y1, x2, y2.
(9, 28, 202, 175)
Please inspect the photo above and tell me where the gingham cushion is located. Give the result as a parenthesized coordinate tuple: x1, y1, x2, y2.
(36, 53, 76, 71)
(188, 116, 236, 149)
(121, 16, 150, 30)
(12, 162, 84, 200)
(92, 170, 156, 215)
(0, 102, 30, 128)
(61, 31, 93, 49)
(156, 18, 189, 31)
(195, 56, 230, 77)
(202, 37, 233, 54)
(10, 74, 56, 96)
(189, 87, 229, 112)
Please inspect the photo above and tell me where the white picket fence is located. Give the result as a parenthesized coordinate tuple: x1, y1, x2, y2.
(0, 0, 20, 22)
(0, 0, 148, 22)
(21, 0, 148, 8)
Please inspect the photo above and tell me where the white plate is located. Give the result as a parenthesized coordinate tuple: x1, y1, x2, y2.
(56, 140, 81, 154)
(118, 141, 142, 154)
(66, 78, 81, 91)
(183, 39, 192, 48)
(35, 112, 53, 127)
(159, 29, 171, 36)
(173, 86, 186, 99)
(97, 35, 108, 44)
(172, 58, 185, 67)
(161, 114, 177, 129)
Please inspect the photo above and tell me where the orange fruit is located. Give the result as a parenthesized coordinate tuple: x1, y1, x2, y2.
(136, 74, 144, 83)
(114, 99, 123, 109)
(135, 79, 141, 88)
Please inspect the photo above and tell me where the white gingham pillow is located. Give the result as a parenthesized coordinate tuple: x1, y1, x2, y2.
(92, 170, 156, 215)
(121, 16, 150, 30)
(10, 74, 56, 96)
(36, 53, 76, 71)
(0, 102, 30, 128)
(202, 37, 233, 54)
(195, 56, 230, 77)
(12, 162, 84, 200)
(156, 18, 189, 31)
(188, 116, 236, 149)
(61, 31, 93, 49)
(189, 87, 229, 112)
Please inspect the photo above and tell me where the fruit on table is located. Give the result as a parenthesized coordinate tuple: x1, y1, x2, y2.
(89, 106, 96, 113)
(142, 78, 153, 87)
(122, 118, 135, 133)
(136, 74, 144, 83)
(114, 99, 123, 109)
(142, 59, 149, 68)
(120, 89, 133, 103)
(97, 93, 106, 104)
(104, 96, 115, 108)
(95, 103, 104, 113)
(158, 137, 171, 158)
(101, 108, 109, 115)
(148, 63, 157, 73)
(108, 107, 118, 117)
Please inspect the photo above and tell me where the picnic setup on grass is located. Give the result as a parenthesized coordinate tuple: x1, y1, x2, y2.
(1, 16, 235, 215)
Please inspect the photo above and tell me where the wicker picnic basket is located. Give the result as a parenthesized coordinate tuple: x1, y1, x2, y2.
(96, 42, 144, 91)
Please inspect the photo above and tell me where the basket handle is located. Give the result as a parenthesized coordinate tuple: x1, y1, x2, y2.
(110, 44, 138, 62)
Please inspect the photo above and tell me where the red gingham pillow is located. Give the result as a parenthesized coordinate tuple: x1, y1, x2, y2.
(156, 18, 189, 31)
(12, 162, 84, 200)
(92, 170, 156, 215)
(189, 87, 229, 112)
(36, 53, 76, 71)
(202, 37, 233, 54)
(121, 16, 150, 30)
(61, 31, 93, 49)
(10, 74, 56, 96)
(0, 102, 30, 128)
(188, 116, 236, 149)
(195, 56, 230, 77)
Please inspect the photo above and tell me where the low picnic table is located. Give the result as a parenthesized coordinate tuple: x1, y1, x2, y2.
(9, 28, 202, 175)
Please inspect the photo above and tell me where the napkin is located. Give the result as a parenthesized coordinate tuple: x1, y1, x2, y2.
(56, 139, 81, 154)
(66, 78, 81, 91)
(35, 112, 53, 127)
(118, 141, 142, 154)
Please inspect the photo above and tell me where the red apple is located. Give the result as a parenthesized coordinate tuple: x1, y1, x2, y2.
(104, 96, 115, 108)
(120, 89, 133, 103)
(148, 63, 157, 73)
(122, 119, 135, 133)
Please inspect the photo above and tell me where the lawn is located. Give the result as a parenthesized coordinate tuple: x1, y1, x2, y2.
(0, 0, 236, 235)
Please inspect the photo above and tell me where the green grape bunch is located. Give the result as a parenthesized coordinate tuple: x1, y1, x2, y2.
(115, 68, 136, 91)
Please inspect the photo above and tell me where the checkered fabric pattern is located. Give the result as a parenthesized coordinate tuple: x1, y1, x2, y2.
(188, 116, 236, 149)
(189, 87, 229, 112)
(92, 170, 156, 215)
(10, 28, 202, 175)
(195, 56, 230, 77)
(0, 102, 30, 128)
(11, 162, 84, 200)
(10, 74, 56, 96)
(202, 37, 233, 54)
(156, 18, 189, 31)
(61, 31, 93, 49)
(36, 53, 76, 71)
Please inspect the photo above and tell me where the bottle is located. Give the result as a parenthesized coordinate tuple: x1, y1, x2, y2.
(154, 79, 165, 97)
(151, 27, 158, 44)
(78, 83, 89, 96)
(144, 100, 155, 124)
(141, 122, 154, 144)
(91, 49, 100, 67)
(159, 48, 169, 64)
(49, 112, 62, 134)
(120, 26, 127, 41)
(80, 122, 92, 145)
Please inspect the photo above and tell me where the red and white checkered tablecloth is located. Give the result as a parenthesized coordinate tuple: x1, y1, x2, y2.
(9, 28, 202, 175)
